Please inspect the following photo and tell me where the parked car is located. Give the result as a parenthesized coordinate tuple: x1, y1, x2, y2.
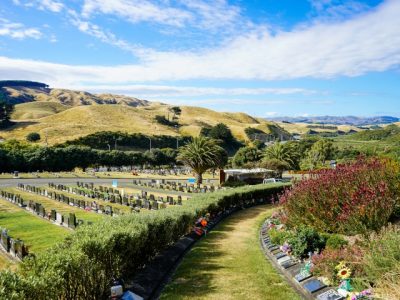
(263, 178, 283, 183)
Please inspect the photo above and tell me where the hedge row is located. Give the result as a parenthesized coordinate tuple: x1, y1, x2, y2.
(0, 183, 288, 300)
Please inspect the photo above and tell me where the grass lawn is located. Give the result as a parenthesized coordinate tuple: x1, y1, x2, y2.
(160, 205, 300, 300)
(4, 188, 105, 224)
(0, 199, 69, 254)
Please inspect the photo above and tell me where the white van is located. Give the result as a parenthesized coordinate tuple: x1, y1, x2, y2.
(263, 178, 283, 183)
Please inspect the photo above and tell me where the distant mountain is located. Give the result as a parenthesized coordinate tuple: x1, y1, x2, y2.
(269, 116, 400, 126)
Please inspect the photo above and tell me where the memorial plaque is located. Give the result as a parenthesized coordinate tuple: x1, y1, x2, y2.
(269, 246, 279, 252)
(316, 289, 344, 300)
(303, 279, 326, 293)
(277, 256, 291, 265)
(274, 252, 287, 260)
(281, 259, 296, 269)
(294, 272, 312, 282)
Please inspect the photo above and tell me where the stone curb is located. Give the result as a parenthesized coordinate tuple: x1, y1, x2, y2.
(259, 220, 345, 300)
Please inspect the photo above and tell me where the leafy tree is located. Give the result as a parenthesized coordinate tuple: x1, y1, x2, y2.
(170, 106, 182, 120)
(26, 132, 41, 142)
(199, 127, 211, 137)
(154, 115, 179, 127)
(0, 94, 14, 128)
(200, 123, 242, 154)
(177, 136, 226, 186)
(232, 146, 262, 168)
(300, 139, 337, 170)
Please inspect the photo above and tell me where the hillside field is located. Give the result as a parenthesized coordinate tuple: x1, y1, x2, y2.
(3, 103, 278, 145)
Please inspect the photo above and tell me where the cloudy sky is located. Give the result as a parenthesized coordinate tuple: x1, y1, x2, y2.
(0, 0, 399, 117)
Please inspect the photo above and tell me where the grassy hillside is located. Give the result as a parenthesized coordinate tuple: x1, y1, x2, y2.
(0, 83, 286, 144)
(11, 102, 70, 120)
(3, 86, 150, 107)
(2, 102, 279, 144)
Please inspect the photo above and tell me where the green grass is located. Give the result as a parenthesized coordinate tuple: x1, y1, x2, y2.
(4, 188, 105, 223)
(0, 199, 69, 254)
(161, 205, 300, 300)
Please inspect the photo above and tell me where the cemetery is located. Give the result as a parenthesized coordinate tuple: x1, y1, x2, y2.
(1, 187, 104, 225)
(0, 183, 288, 299)
(131, 178, 221, 193)
(47, 181, 188, 211)
(0, 198, 68, 255)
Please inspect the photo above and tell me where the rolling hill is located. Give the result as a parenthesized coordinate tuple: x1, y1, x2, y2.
(0, 81, 284, 145)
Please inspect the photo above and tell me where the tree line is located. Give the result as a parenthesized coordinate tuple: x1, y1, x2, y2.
(0, 140, 179, 172)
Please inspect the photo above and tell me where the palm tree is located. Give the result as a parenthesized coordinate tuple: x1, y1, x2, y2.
(262, 141, 299, 177)
(264, 141, 297, 168)
(177, 136, 226, 186)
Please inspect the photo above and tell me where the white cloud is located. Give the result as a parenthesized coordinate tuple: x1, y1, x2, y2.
(1, 0, 399, 86)
(81, 0, 242, 30)
(0, 19, 42, 39)
(39, 0, 64, 13)
(78, 84, 316, 97)
(12, 0, 64, 12)
(81, 0, 192, 27)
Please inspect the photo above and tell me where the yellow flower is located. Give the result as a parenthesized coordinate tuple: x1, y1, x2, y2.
(337, 267, 352, 280)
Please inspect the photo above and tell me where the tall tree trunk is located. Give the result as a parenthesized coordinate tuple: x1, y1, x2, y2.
(196, 172, 203, 187)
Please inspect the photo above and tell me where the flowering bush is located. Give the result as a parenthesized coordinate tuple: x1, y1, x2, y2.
(311, 245, 365, 287)
(280, 157, 400, 234)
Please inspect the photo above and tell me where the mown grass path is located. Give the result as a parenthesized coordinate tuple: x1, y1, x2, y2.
(161, 205, 300, 300)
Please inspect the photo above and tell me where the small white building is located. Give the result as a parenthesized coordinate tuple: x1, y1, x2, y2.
(222, 168, 275, 184)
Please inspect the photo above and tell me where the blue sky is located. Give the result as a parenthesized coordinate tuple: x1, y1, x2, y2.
(0, 0, 399, 117)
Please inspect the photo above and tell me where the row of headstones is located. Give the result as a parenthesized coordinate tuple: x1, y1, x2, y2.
(20, 183, 182, 215)
(0, 190, 83, 229)
(50, 182, 125, 203)
(260, 220, 345, 300)
(132, 179, 219, 193)
(0, 227, 29, 260)
(77, 181, 121, 195)
(17, 184, 122, 217)
(62, 182, 185, 208)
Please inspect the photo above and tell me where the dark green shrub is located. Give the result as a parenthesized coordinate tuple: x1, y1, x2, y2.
(26, 132, 41, 142)
(269, 228, 293, 246)
(287, 226, 326, 259)
(325, 234, 348, 250)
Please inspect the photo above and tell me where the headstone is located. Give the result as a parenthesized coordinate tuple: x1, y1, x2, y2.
(281, 259, 296, 269)
(303, 279, 326, 294)
(277, 256, 291, 265)
(316, 289, 344, 300)
(274, 252, 287, 259)
(56, 212, 63, 224)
